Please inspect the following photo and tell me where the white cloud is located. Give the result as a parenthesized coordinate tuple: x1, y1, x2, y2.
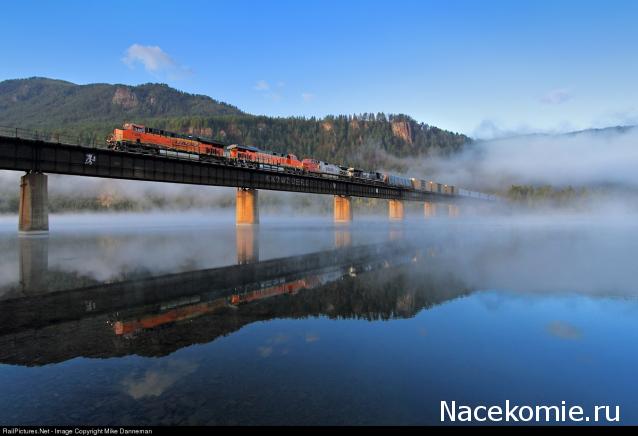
(122, 44, 191, 79)
(301, 92, 315, 102)
(254, 80, 284, 101)
(254, 80, 270, 91)
(540, 88, 571, 105)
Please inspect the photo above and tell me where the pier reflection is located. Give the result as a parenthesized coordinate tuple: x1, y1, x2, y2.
(389, 226, 404, 241)
(236, 225, 259, 264)
(19, 235, 49, 295)
(334, 227, 352, 248)
(0, 239, 470, 367)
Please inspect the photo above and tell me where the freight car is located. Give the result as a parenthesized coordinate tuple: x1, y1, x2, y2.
(443, 185, 457, 196)
(364, 171, 385, 183)
(411, 178, 458, 195)
(458, 189, 498, 201)
(423, 181, 444, 194)
(410, 178, 426, 191)
(384, 174, 412, 188)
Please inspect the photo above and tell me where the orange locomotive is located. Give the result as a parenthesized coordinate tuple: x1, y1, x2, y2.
(107, 123, 226, 158)
(227, 144, 303, 171)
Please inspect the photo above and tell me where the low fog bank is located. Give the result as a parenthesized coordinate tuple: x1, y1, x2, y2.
(0, 214, 399, 292)
(420, 213, 638, 297)
(408, 126, 638, 194)
(1, 211, 638, 299)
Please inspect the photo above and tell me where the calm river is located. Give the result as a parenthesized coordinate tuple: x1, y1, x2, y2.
(0, 212, 636, 425)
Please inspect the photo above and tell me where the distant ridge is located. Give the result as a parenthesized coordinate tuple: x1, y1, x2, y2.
(564, 125, 637, 136)
(477, 124, 638, 143)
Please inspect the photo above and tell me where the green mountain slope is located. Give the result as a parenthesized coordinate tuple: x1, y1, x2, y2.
(0, 77, 470, 169)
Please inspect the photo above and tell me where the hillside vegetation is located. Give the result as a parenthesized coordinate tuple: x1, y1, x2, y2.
(0, 77, 470, 169)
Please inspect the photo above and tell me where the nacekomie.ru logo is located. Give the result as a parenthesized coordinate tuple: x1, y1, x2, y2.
(441, 400, 620, 423)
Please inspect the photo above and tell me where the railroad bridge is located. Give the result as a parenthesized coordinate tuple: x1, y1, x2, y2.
(0, 127, 492, 233)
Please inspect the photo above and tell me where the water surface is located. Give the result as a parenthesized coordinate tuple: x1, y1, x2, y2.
(0, 212, 636, 425)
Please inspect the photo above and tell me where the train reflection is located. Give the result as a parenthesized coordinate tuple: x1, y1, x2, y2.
(0, 238, 470, 366)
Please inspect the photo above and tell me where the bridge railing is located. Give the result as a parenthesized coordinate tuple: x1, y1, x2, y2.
(0, 126, 107, 149)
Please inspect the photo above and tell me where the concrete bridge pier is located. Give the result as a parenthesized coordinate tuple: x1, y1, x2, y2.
(388, 199, 404, 221)
(236, 188, 259, 225)
(424, 201, 437, 218)
(236, 225, 259, 264)
(19, 172, 49, 234)
(334, 195, 352, 223)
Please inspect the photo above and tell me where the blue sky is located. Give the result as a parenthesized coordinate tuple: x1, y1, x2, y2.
(1, 0, 637, 136)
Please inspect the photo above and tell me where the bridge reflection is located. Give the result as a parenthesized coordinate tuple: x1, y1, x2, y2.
(0, 237, 470, 367)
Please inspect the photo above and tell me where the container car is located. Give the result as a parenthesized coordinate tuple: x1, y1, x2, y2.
(443, 185, 457, 196)
(424, 181, 443, 193)
(411, 178, 431, 191)
(384, 174, 412, 188)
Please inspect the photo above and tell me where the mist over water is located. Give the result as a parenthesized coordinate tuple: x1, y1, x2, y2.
(1, 208, 637, 297)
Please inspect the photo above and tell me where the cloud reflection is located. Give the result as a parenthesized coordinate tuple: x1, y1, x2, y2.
(546, 321, 583, 340)
(122, 360, 197, 400)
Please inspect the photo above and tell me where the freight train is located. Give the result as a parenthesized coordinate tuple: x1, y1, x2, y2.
(107, 122, 496, 199)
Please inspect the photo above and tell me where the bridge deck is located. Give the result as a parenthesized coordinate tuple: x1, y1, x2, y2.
(0, 134, 456, 202)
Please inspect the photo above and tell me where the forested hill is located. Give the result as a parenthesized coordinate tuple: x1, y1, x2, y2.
(0, 77, 470, 168)
(0, 77, 243, 124)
